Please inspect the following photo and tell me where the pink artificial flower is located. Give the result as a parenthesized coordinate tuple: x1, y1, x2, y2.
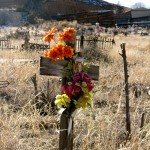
(73, 84, 81, 93)
(72, 72, 94, 93)
(62, 82, 73, 98)
(86, 82, 94, 91)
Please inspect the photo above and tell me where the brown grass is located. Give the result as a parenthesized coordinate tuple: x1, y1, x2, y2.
(0, 25, 149, 150)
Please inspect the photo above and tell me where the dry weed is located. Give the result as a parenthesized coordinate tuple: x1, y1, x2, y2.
(0, 30, 149, 149)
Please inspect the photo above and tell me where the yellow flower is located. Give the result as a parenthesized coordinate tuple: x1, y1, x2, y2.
(81, 82, 87, 87)
(75, 81, 88, 93)
(55, 94, 71, 108)
(81, 81, 89, 93)
(74, 92, 93, 109)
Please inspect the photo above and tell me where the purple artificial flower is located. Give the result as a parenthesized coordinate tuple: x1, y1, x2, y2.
(81, 73, 93, 91)
(73, 73, 81, 82)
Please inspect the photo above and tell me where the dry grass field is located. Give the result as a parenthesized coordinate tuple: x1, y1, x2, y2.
(0, 24, 149, 150)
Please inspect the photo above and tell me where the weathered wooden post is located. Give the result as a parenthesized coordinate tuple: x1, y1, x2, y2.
(0, 80, 9, 88)
(140, 111, 145, 129)
(112, 36, 116, 46)
(120, 43, 131, 140)
(30, 74, 39, 106)
(24, 34, 30, 50)
(99, 37, 102, 48)
(59, 109, 74, 150)
(1, 39, 4, 50)
(80, 34, 84, 49)
(102, 37, 104, 49)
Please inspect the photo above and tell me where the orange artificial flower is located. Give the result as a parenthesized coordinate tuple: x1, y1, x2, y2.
(58, 27, 76, 42)
(58, 32, 73, 42)
(43, 50, 49, 57)
(43, 28, 58, 43)
(63, 45, 74, 58)
(55, 43, 65, 59)
(43, 27, 75, 60)
(49, 47, 59, 61)
(64, 27, 76, 34)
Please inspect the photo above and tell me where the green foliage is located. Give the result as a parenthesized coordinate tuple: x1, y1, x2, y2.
(82, 63, 90, 72)
(61, 60, 73, 79)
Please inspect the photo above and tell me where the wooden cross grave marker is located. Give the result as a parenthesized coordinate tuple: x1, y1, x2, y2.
(40, 56, 99, 150)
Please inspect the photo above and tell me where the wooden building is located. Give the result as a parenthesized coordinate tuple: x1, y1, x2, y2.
(52, 10, 115, 27)
(115, 9, 150, 27)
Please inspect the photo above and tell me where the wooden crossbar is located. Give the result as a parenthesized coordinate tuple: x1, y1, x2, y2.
(40, 57, 99, 80)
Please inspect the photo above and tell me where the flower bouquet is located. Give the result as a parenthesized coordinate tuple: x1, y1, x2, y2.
(43, 27, 94, 114)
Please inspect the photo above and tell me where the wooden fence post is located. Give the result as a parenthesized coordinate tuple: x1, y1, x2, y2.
(140, 112, 145, 129)
(2, 40, 3, 50)
(112, 36, 116, 46)
(31, 74, 38, 103)
(80, 34, 84, 49)
(102, 38, 104, 49)
(47, 79, 50, 101)
(120, 43, 131, 139)
(76, 35, 114, 50)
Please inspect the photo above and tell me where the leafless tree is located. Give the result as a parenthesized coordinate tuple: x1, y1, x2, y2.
(131, 2, 146, 9)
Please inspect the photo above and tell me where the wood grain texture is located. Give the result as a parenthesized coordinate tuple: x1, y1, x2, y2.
(40, 57, 99, 80)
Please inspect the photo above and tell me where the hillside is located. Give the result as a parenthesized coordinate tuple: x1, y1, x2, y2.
(23, 0, 125, 20)
(0, 0, 124, 15)
(0, 0, 28, 8)
(0, 0, 126, 25)
(78, 0, 111, 6)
